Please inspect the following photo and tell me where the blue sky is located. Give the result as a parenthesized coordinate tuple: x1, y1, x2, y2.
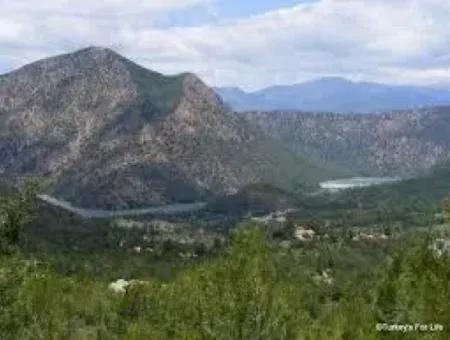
(1, 0, 450, 90)
(216, 0, 314, 19)
(158, 1, 316, 28)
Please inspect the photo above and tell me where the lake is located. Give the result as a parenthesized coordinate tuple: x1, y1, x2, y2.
(319, 177, 401, 191)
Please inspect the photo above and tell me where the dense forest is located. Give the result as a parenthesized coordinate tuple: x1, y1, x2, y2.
(0, 182, 449, 339)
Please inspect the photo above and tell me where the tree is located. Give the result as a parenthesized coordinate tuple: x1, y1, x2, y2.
(444, 198, 450, 220)
(0, 180, 40, 254)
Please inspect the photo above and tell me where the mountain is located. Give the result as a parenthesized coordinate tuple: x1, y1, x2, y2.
(0, 47, 337, 209)
(240, 107, 450, 177)
(216, 77, 450, 113)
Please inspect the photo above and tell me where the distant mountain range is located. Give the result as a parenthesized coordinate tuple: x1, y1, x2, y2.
(0, 47, 337, 209)
(215, 77, 450, 113)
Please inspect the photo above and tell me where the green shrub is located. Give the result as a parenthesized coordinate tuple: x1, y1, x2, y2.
(0, 223, 448, 339)
(0, 180, 40, 254)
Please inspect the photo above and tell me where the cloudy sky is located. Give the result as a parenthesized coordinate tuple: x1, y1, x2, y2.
(1, 0, 450, 90)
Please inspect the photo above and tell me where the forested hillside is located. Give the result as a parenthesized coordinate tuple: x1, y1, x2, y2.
(0, 182, 449, 339)
(241, 107, 450, 176)
(0, 47, 336, 209)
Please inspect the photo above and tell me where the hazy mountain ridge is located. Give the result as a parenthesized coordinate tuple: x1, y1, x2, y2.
(241, 107, 450, 176)
(216, 78, 450, 113)
(0, 47, 334, 209)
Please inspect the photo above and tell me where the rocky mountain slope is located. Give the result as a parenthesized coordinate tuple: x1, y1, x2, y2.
(0, 47, 335, 209)
(216, 78, 450, 113)
(241, 107, 450, 176)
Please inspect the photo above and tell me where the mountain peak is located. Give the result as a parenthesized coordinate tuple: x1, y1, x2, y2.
(81, 45, 114, 53)
(0, 48, 327, 208)
(71, 46, 126, 61)
(311, 77, 351, 85)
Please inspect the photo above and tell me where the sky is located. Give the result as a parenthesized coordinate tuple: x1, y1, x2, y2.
(1, 0, 450, 90)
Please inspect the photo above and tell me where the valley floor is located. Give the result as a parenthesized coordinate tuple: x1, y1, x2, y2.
(1, 179, 450, 339)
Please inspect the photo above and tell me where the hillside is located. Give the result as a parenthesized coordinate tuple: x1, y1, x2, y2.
(0, 47, 335, 209)
(241, 107, 450, 176)
(216, 78, 450, 113)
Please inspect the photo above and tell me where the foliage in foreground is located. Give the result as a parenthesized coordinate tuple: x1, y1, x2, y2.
(0, 180, 40, 254)
(0, 225, 449, 340)
(0, 183, 449, 339)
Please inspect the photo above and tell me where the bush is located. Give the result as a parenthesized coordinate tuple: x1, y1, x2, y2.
(0, 223, 449, 339)
(0, 180, 40, 254)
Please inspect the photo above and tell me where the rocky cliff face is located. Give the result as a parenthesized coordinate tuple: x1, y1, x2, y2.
(241, 107, 450, 176)
(0, 47, 332, 208)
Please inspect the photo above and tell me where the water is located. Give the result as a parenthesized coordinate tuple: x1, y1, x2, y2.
(319, 177, 401, 191)
(38, 194, 207, 219)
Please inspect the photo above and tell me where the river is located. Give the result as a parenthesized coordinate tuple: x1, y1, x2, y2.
(38, 194, 207, 219)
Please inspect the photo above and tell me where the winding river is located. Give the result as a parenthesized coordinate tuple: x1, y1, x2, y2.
(38, 194, 207, 219)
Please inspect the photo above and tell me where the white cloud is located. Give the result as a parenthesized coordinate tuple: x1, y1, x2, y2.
(0, 0, 208, 15)
(0, 0, 212, 66)
(1, 0, 450, 89)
